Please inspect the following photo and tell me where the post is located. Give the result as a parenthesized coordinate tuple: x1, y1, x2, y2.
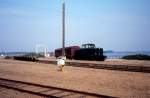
(44, 48, 47, 57)
(35, 45, 38, 54)
(62, 0, 65, 57)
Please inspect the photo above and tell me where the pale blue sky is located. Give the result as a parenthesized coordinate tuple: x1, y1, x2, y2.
(0, 0, 150, 52)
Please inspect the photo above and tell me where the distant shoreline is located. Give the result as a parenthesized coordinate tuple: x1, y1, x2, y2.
(0, 51, 150, 59)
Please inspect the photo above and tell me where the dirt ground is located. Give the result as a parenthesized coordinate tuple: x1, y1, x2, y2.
(0, 59, 150, 98)
(40, 57, 150, 67)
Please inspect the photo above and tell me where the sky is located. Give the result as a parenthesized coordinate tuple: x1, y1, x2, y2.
(0, 0, 150, 52)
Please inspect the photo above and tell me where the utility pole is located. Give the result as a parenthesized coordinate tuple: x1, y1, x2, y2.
(62, 0, 65, 57)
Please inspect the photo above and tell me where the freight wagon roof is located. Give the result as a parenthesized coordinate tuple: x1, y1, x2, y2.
(55, 46, 80, 51)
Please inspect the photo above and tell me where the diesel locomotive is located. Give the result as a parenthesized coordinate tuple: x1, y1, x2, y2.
(55, 43, 106, 61)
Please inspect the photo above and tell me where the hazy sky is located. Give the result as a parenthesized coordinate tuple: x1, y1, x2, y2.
(0, 0, 150, 52)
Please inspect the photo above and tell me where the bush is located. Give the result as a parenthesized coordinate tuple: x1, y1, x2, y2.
(122, 54, 150, 61)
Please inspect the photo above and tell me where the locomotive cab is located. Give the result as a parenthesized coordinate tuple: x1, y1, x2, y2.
(81, 44, 96, 49)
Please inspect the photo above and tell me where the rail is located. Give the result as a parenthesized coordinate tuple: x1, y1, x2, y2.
(0, 78, 116, 98)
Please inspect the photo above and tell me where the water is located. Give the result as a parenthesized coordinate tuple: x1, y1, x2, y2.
(0, 52, 27, 57)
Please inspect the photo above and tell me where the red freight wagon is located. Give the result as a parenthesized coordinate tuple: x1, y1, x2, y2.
(55, 46, 80, 59)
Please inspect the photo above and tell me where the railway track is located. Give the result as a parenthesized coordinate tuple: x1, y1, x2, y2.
(0, 78, 115, 98)
(39, 60, 150, 73)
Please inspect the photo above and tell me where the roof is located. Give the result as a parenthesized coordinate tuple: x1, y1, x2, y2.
(55, 46, 80, 51)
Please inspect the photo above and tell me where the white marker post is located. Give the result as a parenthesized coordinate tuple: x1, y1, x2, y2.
(57, 56, 66, 71)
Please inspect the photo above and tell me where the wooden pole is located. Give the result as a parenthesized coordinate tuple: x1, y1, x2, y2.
(62, 0, 65, 56)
